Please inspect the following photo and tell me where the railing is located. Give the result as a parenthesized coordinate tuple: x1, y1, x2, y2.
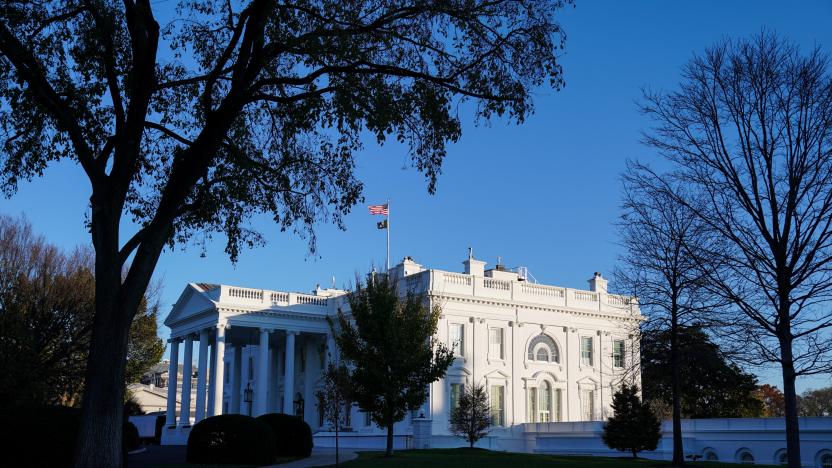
(483, 278, 511, 290)
(573, 291, 598, 302)
(228, 287, 263, 300)
(297, 294, 327, 306)
(607, 295, 630, 306)
(520, 283, 565, 298)
(443, 272, 472, 286)
(270, 292, 289, 305)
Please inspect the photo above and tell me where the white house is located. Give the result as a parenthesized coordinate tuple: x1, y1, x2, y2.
(160, 253, 641, 447)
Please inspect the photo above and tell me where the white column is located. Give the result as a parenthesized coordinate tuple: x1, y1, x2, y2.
(194, 329, 209, 422)
(180, 335, 194, 425)
(207, 337, 217, 417)
(231, 343, 242, 414)
(212, 323, 227, 415)
(255, 328, 271, 415)
(165, 338, 181, 426)
(283, 331, 297, 414)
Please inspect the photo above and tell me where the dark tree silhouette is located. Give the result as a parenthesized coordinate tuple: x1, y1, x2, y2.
(602, 384, 661, 459)
(328, 273, 454, 456)
(641, 32, 832, 468)
(0, 1, 572, 465)
(641, 325, 763, 419)
(449, 384, 491, 448)
(616, 162, 719, 465)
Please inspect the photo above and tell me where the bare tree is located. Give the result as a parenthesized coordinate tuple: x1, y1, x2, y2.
(615, 162, 718, 466)
(641, 32, 832, 467)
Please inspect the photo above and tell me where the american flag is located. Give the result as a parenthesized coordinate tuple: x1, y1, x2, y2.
(368, 203, 389, 215)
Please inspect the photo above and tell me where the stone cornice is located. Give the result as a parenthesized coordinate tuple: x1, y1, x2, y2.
(218, 307, 331, 323)
(427, 292, 644, 323)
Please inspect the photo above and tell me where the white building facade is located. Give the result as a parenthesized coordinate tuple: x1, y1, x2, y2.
(161, 254, 641, 448)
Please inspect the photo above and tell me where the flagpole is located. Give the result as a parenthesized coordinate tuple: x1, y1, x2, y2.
(386, 198, 390, 271)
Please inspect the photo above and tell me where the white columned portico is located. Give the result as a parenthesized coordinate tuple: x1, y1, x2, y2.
(165, 338, 180, 426)
(255, 328, 271, 415)
(283, 331, 297, 414)
(212, 323, 227, 415)
(180, 335, 194, 425)
(231, 343, 242, 414)
(194, 329, 209, 422)
(207, 336, 217, 417)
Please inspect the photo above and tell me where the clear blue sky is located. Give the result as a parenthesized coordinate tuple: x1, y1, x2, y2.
(2, 1, 830, 392)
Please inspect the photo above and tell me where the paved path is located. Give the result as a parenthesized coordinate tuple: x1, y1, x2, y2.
(266, 447, 362, 468)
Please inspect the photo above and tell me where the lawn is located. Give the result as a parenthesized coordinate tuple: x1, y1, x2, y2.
(328, 448, 777, 468)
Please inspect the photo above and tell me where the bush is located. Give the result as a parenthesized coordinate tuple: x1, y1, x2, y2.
(0, 405, 135, 467)
(256, 413, 313, 458)
(124, 421, 141, 451)
(186, 414, 276, 465)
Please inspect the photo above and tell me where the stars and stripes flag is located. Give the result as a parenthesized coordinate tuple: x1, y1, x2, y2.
(368, 203, 389, 215)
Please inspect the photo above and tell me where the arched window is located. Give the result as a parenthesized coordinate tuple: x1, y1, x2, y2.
(774, 449, 787, 465)
(819, 451, 832, 468)
(737, 449, 754, 464)
(527, 334, 560, 363)
(703, 449, 718, 461)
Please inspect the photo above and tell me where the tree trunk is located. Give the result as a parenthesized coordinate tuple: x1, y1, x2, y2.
(74, 207, 132, 468)
(670, 307, 684, 465)
(385, 416, 394, 456)
(779, 332, 801, 468)
(632, 448, 638, 459)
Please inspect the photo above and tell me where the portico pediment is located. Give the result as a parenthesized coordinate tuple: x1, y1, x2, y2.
(164, 283, 219, 327)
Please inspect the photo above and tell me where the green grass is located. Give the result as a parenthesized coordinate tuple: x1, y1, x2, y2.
(150, 455, 300, 468)
(328, 448, 778, 468)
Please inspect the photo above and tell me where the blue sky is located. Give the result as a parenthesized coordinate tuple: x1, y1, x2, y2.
(2, 1, 831, 392)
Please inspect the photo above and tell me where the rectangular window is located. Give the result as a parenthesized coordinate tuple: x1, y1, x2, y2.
(248, 356, 254, 380)
(528, 387, 538, 423)
(224, 362, 229, 384)
(449, 323, 464, 357)
(450, 383, 464, 414)
(364, 411, 372, 427)
(554, 388, 562, 422)
(613, 340, 625, 368)
(300, 349, 306, 373)
(581, 389, 595, 421)
(581, 336, 593, 366)
(489, 328, 504, 359)
(490, 385, 505, 427)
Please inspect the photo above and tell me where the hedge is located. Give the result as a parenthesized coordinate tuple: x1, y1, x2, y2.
(256, 413, 313, 458)
(186, 414, 276, 465)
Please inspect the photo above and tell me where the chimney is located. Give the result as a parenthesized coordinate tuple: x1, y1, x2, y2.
(462, 247, 486, 277)
(588, 272, 608, 293)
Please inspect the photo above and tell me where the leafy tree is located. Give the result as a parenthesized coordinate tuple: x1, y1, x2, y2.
(315, 362, 350, 466)
(641, 32, 832, 467)
(756, 384, 786, 417)
(449, 384, 491, 448)
(0, 2, 572, 465)
(328, 272, 454, 456)
(798, 387, 832, 417)
(0, 214, 164, 408)
(642, 325, 763, 418)
(602, 384, 661, 459)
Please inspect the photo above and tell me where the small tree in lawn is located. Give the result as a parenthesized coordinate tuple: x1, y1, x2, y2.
(315, 362, 350, 466)
(328, 272, 455, 456)
(603, 384, 661, 459)
(450, 384, 491, 448)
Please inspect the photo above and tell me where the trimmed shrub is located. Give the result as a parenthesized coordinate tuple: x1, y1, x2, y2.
(124, 421, 141, 451)
(186, 414, 276, 465)
(256, 413, 313, 458)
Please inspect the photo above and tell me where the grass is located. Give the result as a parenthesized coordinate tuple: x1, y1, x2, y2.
(149, 455, 300, 468)
(327, 448, 778, 468)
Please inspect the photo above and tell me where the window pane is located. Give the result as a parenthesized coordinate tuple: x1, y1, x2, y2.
(536, 348, 549, 362)
(581, 337, 593, 366)
(490, 385, 504, 426)
(528, 387, 537, 423)
(581, 389, 594, 420)
(450, 324, 464, 356)
(613, 340, 625, 368)
(450, 383, 463, 413)
(489, 328, 503, 359)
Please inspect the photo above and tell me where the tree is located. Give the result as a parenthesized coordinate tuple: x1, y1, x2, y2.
(315, 362, 350, 466)
(329, 273, 454, 456)
(449, 384, 491, 448)
(616, 162, 718, 465)
(0, 214, 164, 408)
(641, 325, 763, 419)
(641, 32, 832, 467)
(756, 384, 786, 417)
(0, 2, 572, 465)
(602, 384, 661, 459)
(798, 387, 832, 417)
